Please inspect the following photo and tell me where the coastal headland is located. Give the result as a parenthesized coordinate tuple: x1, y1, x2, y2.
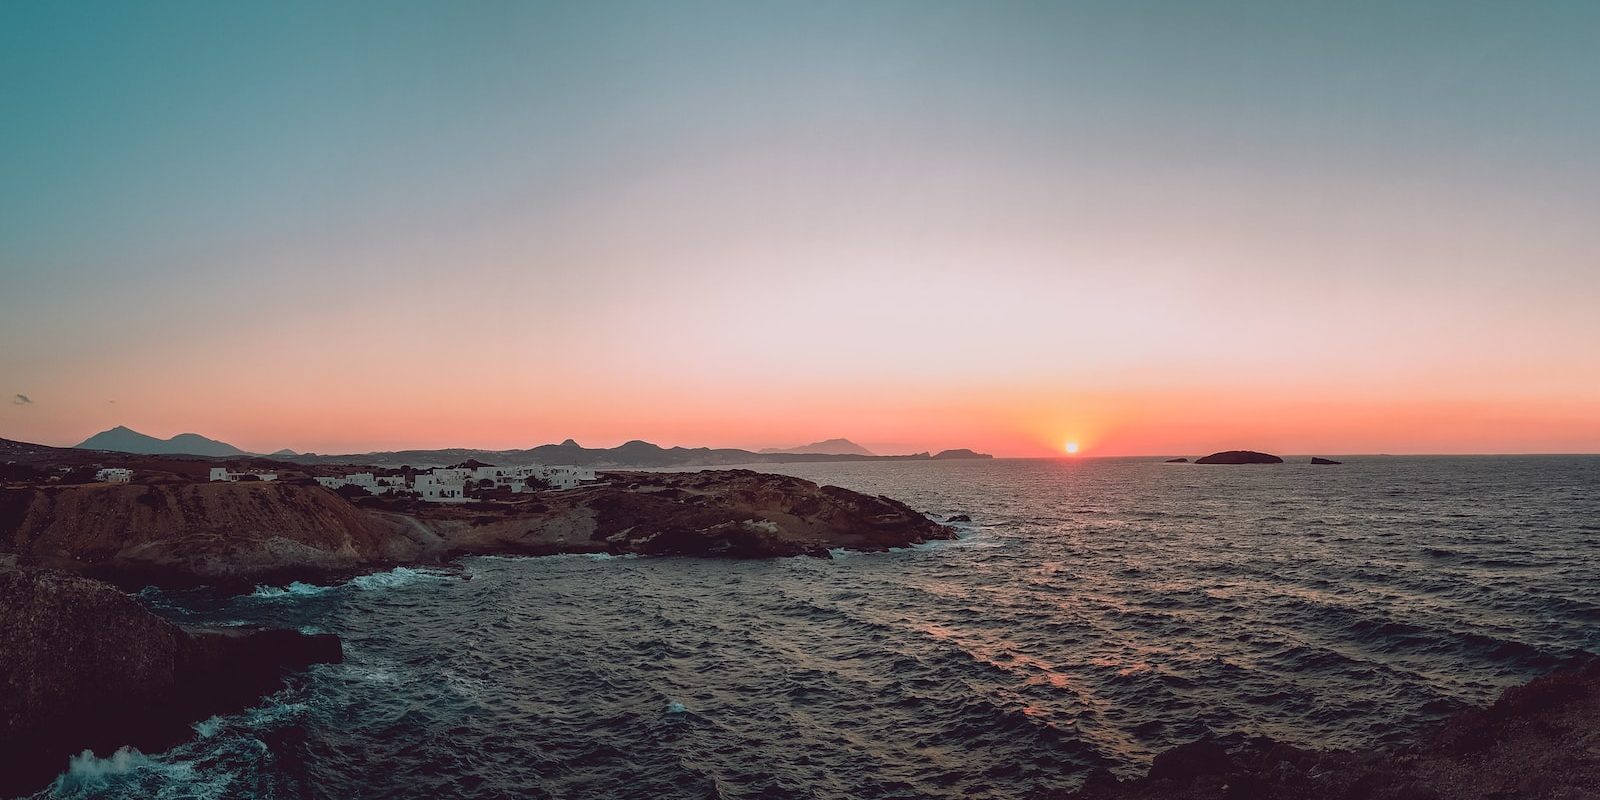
(2, 436, 958, 589)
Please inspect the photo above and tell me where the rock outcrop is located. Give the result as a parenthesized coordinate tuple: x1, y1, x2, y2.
(440, 469, 956, 559)
(1, 470, 955, 587)
(1165, 458, 1189, 463)
(0, 567, 342, 796)
(1310, 457, 1342, 465)
(3, 481, 427, 589)
(1194, 450, 1283, 465)
(1050, 660, 1600, 799)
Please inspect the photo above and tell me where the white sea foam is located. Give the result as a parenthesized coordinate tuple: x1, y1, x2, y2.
(50, 747, 202, 795)
(57, 747, 152, 784)
(247, 567, 449, 600)
(583, 552, 639, 561)
(665, 700, 688, 714)
(193, 716, 224, 739)
(349, 566, 448, 590)
(247, 581, 331, 599)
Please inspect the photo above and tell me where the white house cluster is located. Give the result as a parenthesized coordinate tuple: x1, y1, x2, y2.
(307, 464, 596, 503)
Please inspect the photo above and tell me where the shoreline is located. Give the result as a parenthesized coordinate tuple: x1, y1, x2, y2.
(2, 469, 958, 591)
(1048, 660, 1600, 799)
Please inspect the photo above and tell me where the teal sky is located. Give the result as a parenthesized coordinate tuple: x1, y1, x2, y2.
(2, 1, 1597, 455)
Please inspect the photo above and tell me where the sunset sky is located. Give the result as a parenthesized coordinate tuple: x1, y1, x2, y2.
(3, 1, 1597, 457)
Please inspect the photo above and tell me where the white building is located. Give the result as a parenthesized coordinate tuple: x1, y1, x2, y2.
(414, 473, 468, 502)
(209, 467, 277, 482)
(96, 468, 133, 483)
(318, 473, 407, 495)
(538, 465, 595, 490)
(313, 464, 593, 502)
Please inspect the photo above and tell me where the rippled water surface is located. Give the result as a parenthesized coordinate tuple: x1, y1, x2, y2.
(34, 456, 1600, 799)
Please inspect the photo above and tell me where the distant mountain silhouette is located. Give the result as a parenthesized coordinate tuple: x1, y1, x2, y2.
(758, 438, 875, 456)
(269, 448, 299, 457)
(276, 439, 991, 469)
(74, 426, 247, 457)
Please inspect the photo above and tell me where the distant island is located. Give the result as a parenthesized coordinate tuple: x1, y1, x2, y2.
(758, 438, 875, 456)
(69, 426, 993, 467)
(1194, 450, 1284, 464)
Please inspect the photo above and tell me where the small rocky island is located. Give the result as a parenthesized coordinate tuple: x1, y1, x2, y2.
(1310, 457, 1342, 465)
(1194, 450, 1284, 464)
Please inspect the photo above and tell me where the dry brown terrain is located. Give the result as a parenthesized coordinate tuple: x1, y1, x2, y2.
(0, 469, 954, 588)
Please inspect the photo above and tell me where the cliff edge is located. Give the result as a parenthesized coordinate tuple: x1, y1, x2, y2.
(0, 566, 342, 796)
(1, 470, 956, 588)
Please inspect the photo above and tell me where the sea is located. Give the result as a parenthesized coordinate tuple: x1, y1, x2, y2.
(28, 456, 1600, 799)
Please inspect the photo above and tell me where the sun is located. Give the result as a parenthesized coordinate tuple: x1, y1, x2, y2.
(1064, 441, 1080, 455)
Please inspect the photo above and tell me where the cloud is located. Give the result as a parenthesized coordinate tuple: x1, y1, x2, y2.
(12, 394, 31, 405)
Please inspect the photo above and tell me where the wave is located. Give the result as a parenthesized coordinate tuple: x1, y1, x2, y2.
(43, 747, 231, 800)
(53, 747, 156, 789)
(349, 566, 448, 590)
(247, 566, 451, 599)
(247, 581, 332, 600)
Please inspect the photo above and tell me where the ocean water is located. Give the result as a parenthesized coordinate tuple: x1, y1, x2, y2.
(30, 456, 1600, 799)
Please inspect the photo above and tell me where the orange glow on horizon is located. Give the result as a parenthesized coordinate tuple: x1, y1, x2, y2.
(7, 376, 1597, 458)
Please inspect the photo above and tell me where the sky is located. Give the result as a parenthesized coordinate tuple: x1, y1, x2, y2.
(2, 0, 1597, 457)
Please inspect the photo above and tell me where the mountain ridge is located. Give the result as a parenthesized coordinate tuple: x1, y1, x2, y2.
(758, 438, 875, 456)
(57, 430, 993, 468)
(74, 426, 248, 457)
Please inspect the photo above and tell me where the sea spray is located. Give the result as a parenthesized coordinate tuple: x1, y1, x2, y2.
(247, 581, 331, 600)
(349, 566, 449, 590)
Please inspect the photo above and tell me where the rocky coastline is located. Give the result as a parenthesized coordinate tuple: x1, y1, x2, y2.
(1048, 659, 1600, 799)
(0, 462, 956, 794)
(2, 469, 956, 590)
(0, 566, 342, 796)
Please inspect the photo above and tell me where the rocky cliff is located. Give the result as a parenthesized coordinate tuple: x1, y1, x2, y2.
(441, 469, 955, 559)
(0, 566, 342, 796)
(2, 481, 429, 588)
(1, 470, 955, 587)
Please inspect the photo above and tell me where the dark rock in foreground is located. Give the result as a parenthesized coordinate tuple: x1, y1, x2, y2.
(1194, 450, 1283, 465)
(946, 514, 972, 523)
(1050, 660, 1600, 800)
(1165, 458, 1189, 463)
(1310, 457, 1342, 465)
(0, 567, 342, 796)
